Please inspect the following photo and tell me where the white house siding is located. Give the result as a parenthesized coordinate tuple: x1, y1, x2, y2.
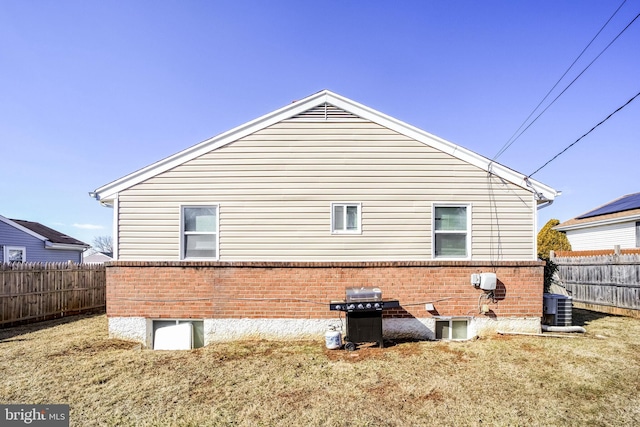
(565, 221, 638, 251)
(116, 121, 536, 261)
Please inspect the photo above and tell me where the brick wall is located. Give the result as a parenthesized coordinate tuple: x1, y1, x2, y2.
(106, 261, 545, 320)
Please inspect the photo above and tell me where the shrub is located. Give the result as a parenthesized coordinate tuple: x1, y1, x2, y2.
(537, 219, 571, 292)
(537, 219, 571, 259)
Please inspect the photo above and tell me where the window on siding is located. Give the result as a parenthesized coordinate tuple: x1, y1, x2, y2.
(332, 203, 361, 234)
(433, 205, 470, 258)
(181, 206, 218, 260)
(636, 222, 640, 247)
(4, 246, 26, 263)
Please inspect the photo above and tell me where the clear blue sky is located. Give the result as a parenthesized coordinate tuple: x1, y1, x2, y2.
(1, 0, 639, 247)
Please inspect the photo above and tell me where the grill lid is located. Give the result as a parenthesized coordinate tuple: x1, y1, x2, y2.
(345, 287, 382, 302)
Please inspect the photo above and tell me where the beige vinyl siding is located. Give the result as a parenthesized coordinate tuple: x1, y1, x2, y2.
(117, 121, 535, 261)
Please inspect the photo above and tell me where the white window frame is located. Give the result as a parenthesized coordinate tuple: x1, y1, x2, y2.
(180, 204, 219, 260)
(435, 317, 470, 340)
(432, 203, 471, 260)
(331, 202, 362, 234)
(4, 246, 26, 263)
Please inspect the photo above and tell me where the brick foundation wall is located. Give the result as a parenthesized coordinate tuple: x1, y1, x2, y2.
(106, 261, 544, 320)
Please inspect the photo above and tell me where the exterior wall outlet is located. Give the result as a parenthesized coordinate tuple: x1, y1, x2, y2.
(471, 273, 481, 287)
(425, 303, 435, 311)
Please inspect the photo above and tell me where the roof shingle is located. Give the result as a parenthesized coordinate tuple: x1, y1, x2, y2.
(10, 219, 88, 247)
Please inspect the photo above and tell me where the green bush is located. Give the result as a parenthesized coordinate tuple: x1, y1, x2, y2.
(537, 219, 571, 259)
(537, 219, 571, 292)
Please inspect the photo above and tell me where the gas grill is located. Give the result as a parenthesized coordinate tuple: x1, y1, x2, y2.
(329, 287, 400, 351)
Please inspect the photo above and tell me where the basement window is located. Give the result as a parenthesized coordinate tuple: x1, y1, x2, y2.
(153, 320, 204, 349)
(435, 318, 469, 340)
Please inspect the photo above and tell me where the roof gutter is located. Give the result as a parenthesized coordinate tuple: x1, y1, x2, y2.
(523, 176, 560, 210)
(45, 241, 91, 251)
(537, 199, 554, 210)
(89, 191, 114, 208)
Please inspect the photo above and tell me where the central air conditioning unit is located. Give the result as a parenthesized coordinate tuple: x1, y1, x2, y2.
(543, 293, 573, 326)
(543, 294, 557, 314)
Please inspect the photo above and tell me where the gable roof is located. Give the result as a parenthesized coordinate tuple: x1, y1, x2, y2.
(576, 192, 640, 219)
(91, 90, 559, 205)
(555, 192, 640, 231)
(0, 215, 89, 250)
(83, 251, 113, 263)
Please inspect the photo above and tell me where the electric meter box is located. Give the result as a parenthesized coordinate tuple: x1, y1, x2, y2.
(479, 273, 497, 291)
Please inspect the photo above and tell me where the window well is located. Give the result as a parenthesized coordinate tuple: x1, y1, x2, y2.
(435, 318, 469, 340)
(153, 320, 204, 349)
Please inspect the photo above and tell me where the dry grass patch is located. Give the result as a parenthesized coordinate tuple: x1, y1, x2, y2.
(1, 310, 640, 426)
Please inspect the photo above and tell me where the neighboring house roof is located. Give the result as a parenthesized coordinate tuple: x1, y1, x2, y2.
(0, 215, 89, 250)
(91, 89, 559, 205)
(555, 192, 640, 231)
(83, 251, 113, 263)
(576, 192, 640, 219)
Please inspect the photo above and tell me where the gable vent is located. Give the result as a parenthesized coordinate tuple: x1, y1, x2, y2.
(286, 103, 365, 122)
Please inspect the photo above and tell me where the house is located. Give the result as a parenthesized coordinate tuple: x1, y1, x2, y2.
(555, 192, 640, 251)
(83, 251, 113, 264)
(0, 215, 89, 263)
(91, 90, 559, 347)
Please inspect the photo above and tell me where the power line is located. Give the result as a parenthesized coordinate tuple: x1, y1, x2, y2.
(493, 1, 634, 160)
(497, 8, 639, 160)
(494, 0, 628, 159)
(528, 89, 640, 178)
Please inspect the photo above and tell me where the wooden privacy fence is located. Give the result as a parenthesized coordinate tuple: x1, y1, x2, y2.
(552, 250, 640, 315)
(1, 262, 106, 326)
